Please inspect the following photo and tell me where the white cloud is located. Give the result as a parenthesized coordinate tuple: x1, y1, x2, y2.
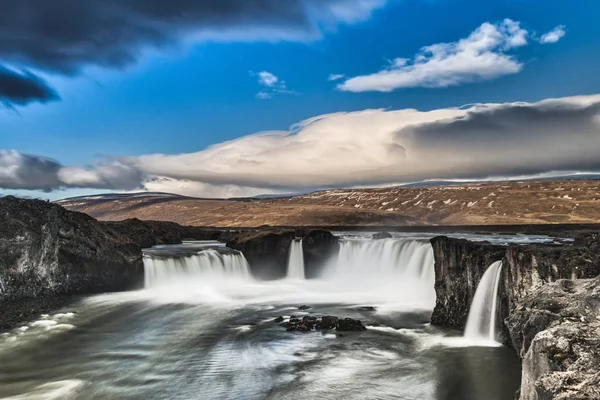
(128, 94, 600, 191)
(328, 74, 346, 81)
(252, 71, 296, 100)
(143, 177, 275, 199)
(540, 25, 566, 44)
(338, 19, 530, 92)
(256, 91, 272, 100)
(257, 71, 279, 87)
(4, 94, 600, 198)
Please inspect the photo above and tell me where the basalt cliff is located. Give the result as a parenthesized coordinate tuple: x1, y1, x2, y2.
(431, 235, 600, 400)
(0, 196, 223, 330)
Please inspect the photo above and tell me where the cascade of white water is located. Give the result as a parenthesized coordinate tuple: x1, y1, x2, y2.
(286, 239, 305, 280)
(325, 238, 436, 308)
(143, 249, 252, 288)
(331, 239, 434, 283)
(464, 261, 503, 342)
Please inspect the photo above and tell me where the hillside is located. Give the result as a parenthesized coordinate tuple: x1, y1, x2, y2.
(57, 180, 600, 227)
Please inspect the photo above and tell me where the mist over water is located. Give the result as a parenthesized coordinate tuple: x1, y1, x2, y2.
(0, 236, 522, 400)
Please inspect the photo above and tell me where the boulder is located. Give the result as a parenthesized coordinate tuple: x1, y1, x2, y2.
(276, 315, 365, 333)
(337, 318, 367, 332)
(372, 232, 392, 240)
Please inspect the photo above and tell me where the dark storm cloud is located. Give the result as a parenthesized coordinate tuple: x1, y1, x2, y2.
(403, 100, 600, 151)
(0, 150, 143, 191)
(0, 150, 63, 190)
(0, 0, 383, 105)
(0, 66, 59, 107)
(0, 0, 379, 73)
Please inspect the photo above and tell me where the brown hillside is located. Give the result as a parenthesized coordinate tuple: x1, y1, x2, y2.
(58, 180, 600, 227)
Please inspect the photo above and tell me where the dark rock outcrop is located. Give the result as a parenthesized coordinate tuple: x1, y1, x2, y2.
(507, 277, 600, 400)
(276, 315, 366, 333)
(227, 230, 295, 279)
(301, 230, 339, 279)
(0, 196, 223, 330)
(431, 235, 600, 337)
(228, 229, 339, 279)
(372, 232, 392, 240)
(430, 236, 506, 331)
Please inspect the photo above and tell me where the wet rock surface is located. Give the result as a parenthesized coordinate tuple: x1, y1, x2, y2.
(275, 315, 367, 333)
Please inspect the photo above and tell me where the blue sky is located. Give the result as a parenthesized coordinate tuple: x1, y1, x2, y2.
(2, 0, 600, 199)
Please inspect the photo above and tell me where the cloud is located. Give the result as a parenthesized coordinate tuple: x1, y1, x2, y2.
(57, 162, 143, 190)
(252, 70, 295, 99)
(0, 150, 63, 190)
(540, 25, 566, 44)
(338, 19, 531, 92)
(0, 0, 386, 106)
(257, 71, 280, 87)
(0, 151, 143, 191)
(143, 177, 274, 199)
(0, 66, 59, 107)
(4, 94, 600, 196)
(328, 74, 346, 81)
(126, 94, 600, 191)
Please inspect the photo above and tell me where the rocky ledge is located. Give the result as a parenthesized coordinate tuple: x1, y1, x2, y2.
(227, 229, 339, 279)
(507, 277, 600, 400)
(0, 196, 222, 330)
(430, 234, 600, 400)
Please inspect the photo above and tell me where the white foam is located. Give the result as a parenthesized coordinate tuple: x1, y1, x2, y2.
(2, 380, 85, 400)
(367, 326, 502, 349)
(233, 325, 253, 333)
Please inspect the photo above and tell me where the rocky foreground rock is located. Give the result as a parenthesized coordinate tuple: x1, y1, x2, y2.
(276, 315, 367, 332)
(0, 196, 221, 330)
(507, 277, 600, 400)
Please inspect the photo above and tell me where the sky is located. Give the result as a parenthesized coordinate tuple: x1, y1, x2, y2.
(1, 0, 600, 200)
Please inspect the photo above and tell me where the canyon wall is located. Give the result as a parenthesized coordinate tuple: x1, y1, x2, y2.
(430, 234, 600, 399)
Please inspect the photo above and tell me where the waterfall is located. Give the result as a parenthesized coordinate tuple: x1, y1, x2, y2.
(332, 239, 434, 282)
(143, 249, 251, 288)
(464, 261, 503, 343)
(326, 238, 436, 308)
(287, 239, 305, 280)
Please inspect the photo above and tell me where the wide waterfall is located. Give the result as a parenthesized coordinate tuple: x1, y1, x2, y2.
(326, 238, 436, 309)
(464, 261, 503, 343)
(286, 239, 305, 280)
(143, 248, 251, 288)
(332, 239, 434, 283)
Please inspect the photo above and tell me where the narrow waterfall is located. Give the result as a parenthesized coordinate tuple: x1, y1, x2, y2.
(464, 261, 503, 342)
(286, 239, 305, 280)
(143, 249, 252, 288)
